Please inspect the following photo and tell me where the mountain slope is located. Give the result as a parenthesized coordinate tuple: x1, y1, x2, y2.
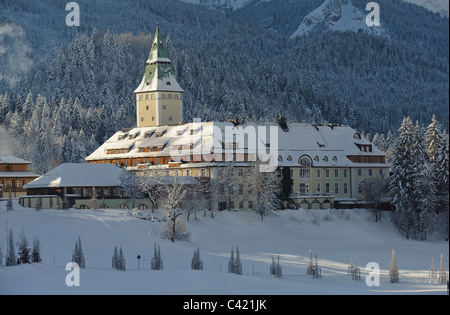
(290, 0, 387, 39)
(403, 0, 449, 17)
(180, 0, 252, 11)
(0, 0, 448, 171)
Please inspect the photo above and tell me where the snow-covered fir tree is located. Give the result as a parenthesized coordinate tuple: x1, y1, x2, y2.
(118, 247, 126, 271)
(438, 254, 447, 284)
(31, 237, 41, 263)
(307, 250, 314, 275)
(411, 121, 437, 240)
(151, 243, 163, 270)
(389, 117, 440, 240)
(17, 230, 31, 264)
(5, 229, 17, 266)
(435, 131, 449, 240)
(270, 254, 282, 278)
(429, 258, 436, 279)
(72, 237, 86, 268)
(390, 117, 416, 238)
(228, 246, 242, 275)
(389, 249, 399, 283)
(191, 248, 203, 271)
(426, 115, 443, 168)
(112, 245, 118, 269)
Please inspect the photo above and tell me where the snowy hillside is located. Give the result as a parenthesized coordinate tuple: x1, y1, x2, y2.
(403, 0, 449, 17)
(290, 0, 387, 38)
(179, 0, 253, 10)
(0, 200, 448, 295)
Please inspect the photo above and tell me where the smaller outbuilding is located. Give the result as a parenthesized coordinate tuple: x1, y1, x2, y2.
(0, 155, 39, 199)
(21, 163, 128, 209)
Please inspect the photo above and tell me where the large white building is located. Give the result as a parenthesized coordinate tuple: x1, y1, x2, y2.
(85, 26, 389, 210)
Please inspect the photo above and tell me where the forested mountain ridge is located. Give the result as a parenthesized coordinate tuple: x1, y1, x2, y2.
(0, 0, 448, 173)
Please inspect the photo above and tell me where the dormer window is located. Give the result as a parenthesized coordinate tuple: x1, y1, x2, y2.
(144, 130, 154, 138)
(118, 133, 128, 140)
(129, 132, 140, 140)
(166, 81, 171, 86)
(156, 129, 167, 137)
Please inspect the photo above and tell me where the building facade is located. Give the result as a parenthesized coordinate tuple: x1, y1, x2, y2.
(0, 156, 39, 198)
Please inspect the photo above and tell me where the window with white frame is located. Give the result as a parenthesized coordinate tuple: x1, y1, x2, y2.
(299, 183, 309, 194)
(299, 156, 312, 178)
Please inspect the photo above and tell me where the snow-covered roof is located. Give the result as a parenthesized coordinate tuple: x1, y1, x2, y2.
(133, 26, 183, 94)
(23, 163, 127, 189)
(0, 156, 32, 164)
(133, 69, 184, 93)
(86, 121, 387, 169)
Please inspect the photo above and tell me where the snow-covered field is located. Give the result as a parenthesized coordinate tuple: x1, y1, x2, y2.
(0, 200, 448, 295)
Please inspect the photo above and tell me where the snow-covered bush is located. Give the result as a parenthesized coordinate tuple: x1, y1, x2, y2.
(161, 218, 191, 241)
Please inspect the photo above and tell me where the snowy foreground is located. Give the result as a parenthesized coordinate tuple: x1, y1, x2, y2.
(0, 200, 448, 295)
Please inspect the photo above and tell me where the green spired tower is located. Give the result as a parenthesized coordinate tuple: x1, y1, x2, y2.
(134, 25, 184, 127)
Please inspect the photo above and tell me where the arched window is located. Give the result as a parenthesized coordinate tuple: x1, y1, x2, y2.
(287, 155, 292, 161)
(314, 156, 319, 162)
(323, 156, 328, 162)
(353, 132, 361, 140)
(278, 155, 283, 162)
(299, 155, 312, 178)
